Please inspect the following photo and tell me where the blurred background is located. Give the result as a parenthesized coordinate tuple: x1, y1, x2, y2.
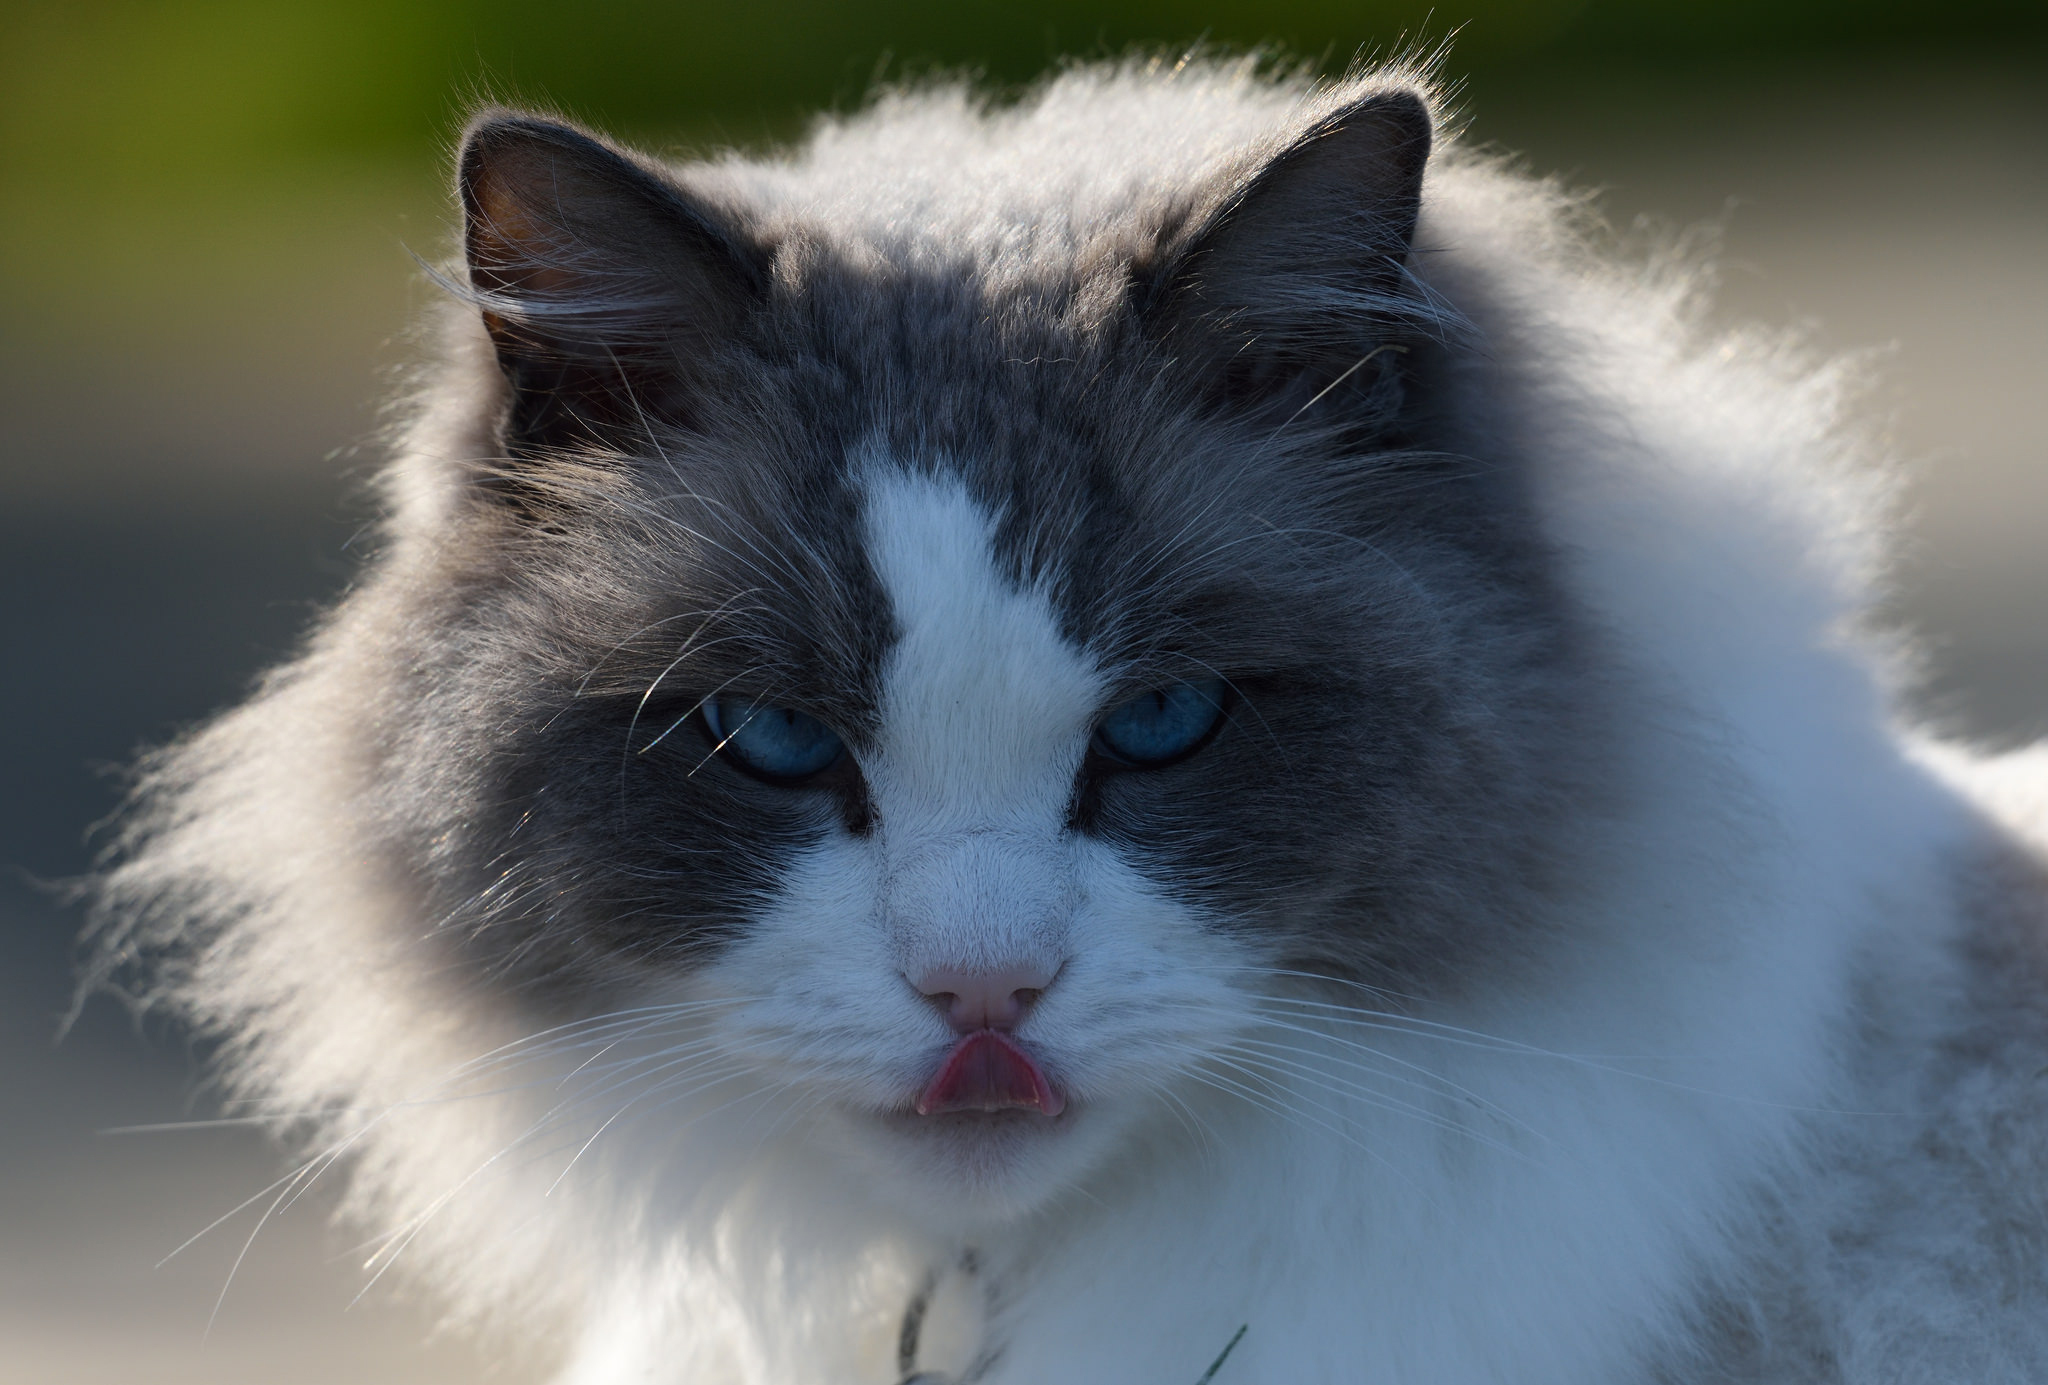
(3, 2, 2043, 1380)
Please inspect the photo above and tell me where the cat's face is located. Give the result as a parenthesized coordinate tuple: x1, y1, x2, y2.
(388, 94, 1584, 1217)
(687, 464, 1260, 1212)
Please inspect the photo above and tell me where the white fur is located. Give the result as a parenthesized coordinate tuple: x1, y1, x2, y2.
(106, 63, 2048, 1384)
(547, 391, 1965, 1381)
(546, 88, 2020, 1379)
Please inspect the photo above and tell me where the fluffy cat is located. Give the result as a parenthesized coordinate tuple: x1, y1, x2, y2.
(88, 58, 2048, 1384)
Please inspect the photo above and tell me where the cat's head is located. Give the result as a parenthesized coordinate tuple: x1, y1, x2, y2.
(373, 79, 1589, 1221)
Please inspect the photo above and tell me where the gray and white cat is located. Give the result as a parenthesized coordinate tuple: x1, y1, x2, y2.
(89, 59, 2048, 1383)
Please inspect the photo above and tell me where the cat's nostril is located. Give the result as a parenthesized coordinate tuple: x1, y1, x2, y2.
(912, 964, 1058, 1033)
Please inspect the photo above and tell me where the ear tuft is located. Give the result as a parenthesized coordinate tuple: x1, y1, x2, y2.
(454, 111, 767, 471)
(1141, 88, 1438, 425)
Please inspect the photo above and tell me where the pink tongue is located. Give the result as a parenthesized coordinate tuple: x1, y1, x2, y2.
(916, 1031, 1065, 1117)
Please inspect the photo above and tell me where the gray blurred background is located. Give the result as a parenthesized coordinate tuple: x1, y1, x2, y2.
(3, 4, 2043, 1381)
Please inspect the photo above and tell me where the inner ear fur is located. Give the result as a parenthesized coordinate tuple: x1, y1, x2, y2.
(457, 110, 769, 468)
(1138, 88, 1434, 419)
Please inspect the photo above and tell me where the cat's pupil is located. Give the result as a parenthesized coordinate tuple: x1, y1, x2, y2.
(703, 699, 845, 781)
(1094, 678, 1229, 768)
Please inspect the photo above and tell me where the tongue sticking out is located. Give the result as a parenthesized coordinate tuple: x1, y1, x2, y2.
(916, 1030, 1065, 1117)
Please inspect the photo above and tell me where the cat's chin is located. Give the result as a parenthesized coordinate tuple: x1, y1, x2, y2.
(823, 1098, 1125, 1227)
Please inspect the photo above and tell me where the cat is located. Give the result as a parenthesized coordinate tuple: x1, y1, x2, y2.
(86, 56, 2048, 1384)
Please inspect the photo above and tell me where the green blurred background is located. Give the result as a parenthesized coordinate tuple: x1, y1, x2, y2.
(3, 5, 2043, 1382)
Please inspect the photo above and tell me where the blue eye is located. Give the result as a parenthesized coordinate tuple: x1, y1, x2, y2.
(702, 699, 845, 782)
(1094, 678, 1229, 768)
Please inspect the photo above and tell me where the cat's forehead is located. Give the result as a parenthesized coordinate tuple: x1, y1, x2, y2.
(615, 407, 1357, 714)
(857, 457, 1102, 814)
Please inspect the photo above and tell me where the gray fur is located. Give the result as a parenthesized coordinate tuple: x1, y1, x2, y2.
(84, 57, 2048, 1383)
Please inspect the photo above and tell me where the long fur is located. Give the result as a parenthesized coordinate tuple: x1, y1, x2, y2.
(88, 58, 2048, 1383)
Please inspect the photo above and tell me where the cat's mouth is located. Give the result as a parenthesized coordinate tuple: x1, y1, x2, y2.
(916, 1030, 1065, 1118)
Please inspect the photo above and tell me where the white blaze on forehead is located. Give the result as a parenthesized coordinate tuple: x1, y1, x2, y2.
(861, 465, 1102, 826)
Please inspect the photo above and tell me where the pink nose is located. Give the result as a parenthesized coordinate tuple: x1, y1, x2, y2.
(912, 964, 1057, 1033)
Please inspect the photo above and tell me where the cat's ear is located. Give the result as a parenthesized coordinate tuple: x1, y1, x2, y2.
(1137, 89, 1434, 422)
(458, 110, 768, 464)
